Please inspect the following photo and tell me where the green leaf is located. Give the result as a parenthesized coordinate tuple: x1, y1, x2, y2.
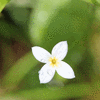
(0, 0, 10, 12)
(83, 0, 93, 3)
(29, 0, 70, 45)
(29, 0, 94, 45)
(2, 51, 38, 89)
(12, 82, 99, 100)
(91, 0, 100, 6)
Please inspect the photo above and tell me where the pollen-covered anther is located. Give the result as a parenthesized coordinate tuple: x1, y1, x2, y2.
(52, 59, 56, 64)
(49, 57, 59, 67)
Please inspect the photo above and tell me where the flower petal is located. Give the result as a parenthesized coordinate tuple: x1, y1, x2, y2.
(56, 61, 75, 79)
(32, 46, 51, 63)
(51, 41, 68, 60)
(38, 64, 55, 84)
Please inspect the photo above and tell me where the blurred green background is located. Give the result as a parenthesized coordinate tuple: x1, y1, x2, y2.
(0, 0, 100, 100)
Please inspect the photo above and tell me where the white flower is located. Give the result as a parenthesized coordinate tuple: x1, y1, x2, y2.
(32, 41, 75, 84)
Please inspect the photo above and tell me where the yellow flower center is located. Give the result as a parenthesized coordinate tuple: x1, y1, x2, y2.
(52, 59, 56, 64)
(49, 57, 59, 67)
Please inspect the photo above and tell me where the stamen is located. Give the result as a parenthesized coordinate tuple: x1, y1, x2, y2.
(51, 59, 56, 64)
(49, 57, 59, 67)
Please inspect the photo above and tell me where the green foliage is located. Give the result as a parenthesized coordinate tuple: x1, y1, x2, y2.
(13, 83, 92, 100)
(0, 0, 10, 12)
(1, 0, 100, 100)
(2, 52, 38, 88)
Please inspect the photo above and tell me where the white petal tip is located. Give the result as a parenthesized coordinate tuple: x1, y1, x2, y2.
(31, 46, 51, 63)
(40, 81, 44, 84)
(40, 81, 49, 84)
(62, 41, 67, 44)
(72, 75, 75, 79)
(31, 47, 35, 50)
(39, 80, 49, 84)
(59, 41, 67, 45)
(31, 46, 35, 49)
(68, 74, 75, 79)
(64, 41, 67, 42)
